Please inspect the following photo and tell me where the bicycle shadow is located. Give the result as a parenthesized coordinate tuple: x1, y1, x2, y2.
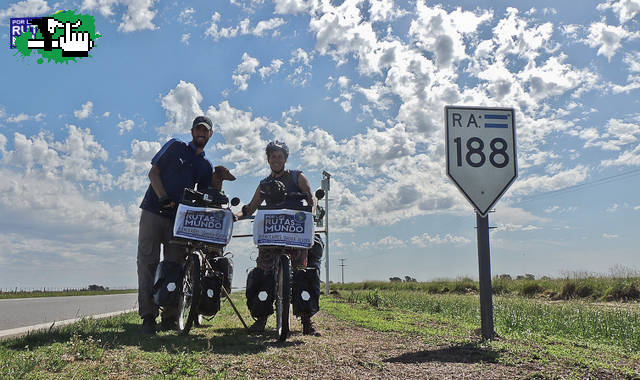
(3, 320, 303, 356)
(383, 342, 500, 364)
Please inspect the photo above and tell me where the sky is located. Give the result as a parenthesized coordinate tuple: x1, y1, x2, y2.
(0, 0, 639, 290)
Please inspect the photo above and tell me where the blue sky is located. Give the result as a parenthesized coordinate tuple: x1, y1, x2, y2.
(0, 0, 639, 289)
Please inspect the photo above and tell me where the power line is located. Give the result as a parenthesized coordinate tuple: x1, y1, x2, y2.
(514, 167, 640, 204)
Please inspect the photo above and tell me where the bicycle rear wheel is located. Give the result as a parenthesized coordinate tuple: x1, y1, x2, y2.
(275, 254, 291, 342)
(178, 252, 200, 335)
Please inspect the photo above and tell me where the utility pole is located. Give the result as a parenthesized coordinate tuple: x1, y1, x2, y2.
(321, 171, 331, 295)
(338, 258, 346, 283)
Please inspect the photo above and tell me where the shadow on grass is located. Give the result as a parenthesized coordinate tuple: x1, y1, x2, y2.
(384, 342, 500, 364)
(1, 314, 301, 356)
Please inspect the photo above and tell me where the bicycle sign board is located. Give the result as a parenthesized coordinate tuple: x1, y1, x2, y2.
(445, 106, 517, 216)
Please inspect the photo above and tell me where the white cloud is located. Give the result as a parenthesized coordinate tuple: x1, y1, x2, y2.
(582, 118, 640, 151)
(369, 0, 407, 22)
(606, 203, 619, 212)
(258, 59, 284, 79)
(81, 0, 158, 32)
(603, 233, 619, 239)
(361, 236, 406, 249)
(181, 33, 190, 45)
(288, 48, 313, 86)
(205, 13, 285, 40)
(233, 53, 260, 91)
(411, 233, 471, 247)
(6, 113, 30, 123)
(102, 112, 110, 117)
(510, 165, 590, 197)
(178, 7, 195, 24)
(493, 224, 541, 232)
(274, 0, 313, 15)
(74, 101, 93, 119)
(117, 119, 135, 135)
(115, 139, 161, 191)
(597, 0, 640, 24)
(585, 22, 633, 60)
(0, 0, 50, 24)
(158, 80, 204, 136)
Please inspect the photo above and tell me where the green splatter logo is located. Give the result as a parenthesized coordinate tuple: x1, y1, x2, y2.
(13, 10, 101, 64)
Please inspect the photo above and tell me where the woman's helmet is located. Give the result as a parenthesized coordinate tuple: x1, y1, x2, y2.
(265, 140, 289, 160)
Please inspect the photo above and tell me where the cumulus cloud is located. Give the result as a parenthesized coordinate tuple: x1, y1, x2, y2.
(181, 33, 190, 45)
(361, 236, 406, 249)
(597, 0, 640, 24)
(0, 0, 50, 24)
(115, 139, 161, 191)
(74, 101, 93, 119)
(118, 119, 135, 135)
(411, 233, 471, 247)
(81, 0, 158, 32)
(233, 53, 260, 91)
(585, 21, 635, 60)
(206, 12, 285, 40)
(258, 59, 284, 79)
(157, 80, 204, 135)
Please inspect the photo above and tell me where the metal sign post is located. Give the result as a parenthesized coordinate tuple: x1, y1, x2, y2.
(445, 105, 517, 340)
(322, 171, 331, 295)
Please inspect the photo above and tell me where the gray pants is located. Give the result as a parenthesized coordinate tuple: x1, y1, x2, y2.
(137, 209, 185, 319)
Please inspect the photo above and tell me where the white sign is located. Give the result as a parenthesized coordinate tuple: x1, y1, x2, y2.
(253, 209, 315, 248)
(445, 106, 517, 216)
(173, 204, 234, 245)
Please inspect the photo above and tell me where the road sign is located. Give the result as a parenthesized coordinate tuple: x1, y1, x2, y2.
(445, 106, 517, 216)
(444, 106, 518, 216)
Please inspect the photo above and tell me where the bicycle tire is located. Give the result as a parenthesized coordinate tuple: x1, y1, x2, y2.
(275, 254, 291, 342)
(178, 252, 201, 335)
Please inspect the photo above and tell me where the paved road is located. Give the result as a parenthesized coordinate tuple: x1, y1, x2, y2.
(0, 293, 138, 331)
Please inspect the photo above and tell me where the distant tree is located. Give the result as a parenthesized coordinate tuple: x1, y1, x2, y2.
(87, 284, 106, 291)
(497, 274, 512, 280)
(389, 277, 402, 282)
(404, 276, 417, 282)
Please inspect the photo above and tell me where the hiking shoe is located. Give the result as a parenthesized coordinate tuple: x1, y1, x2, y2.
(141, 316, 157, 335)
(301, 315, 320, 336)
(160, 316, 179, 331)
(247, 317, 268, 334)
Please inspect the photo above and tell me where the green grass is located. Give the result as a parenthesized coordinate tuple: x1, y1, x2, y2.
(326, 289, 640, 378)
(0, 289, 137, 299)
(332, 274, 640, 302)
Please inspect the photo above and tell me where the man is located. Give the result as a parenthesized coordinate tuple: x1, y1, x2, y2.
(137, 116, 230, 335)
(235, 141, 321, 336)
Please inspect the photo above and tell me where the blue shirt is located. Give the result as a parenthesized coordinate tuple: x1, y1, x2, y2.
(260, 169, 303, 209)
(140, 139, 213, 215)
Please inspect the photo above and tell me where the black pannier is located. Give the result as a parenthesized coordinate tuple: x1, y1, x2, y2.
(292, 268, 320, 316)
(199, 272, 222, 316)
(246, 267, 274, 318)
(211, 256, 233, 294)
(308, 234, 324, 269)
(153, 261, 183, 307)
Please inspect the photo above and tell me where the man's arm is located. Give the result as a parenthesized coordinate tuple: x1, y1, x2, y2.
(234, 185, 262, 220)
(149, 164, 174, 208)
(297, 172, 316, 213)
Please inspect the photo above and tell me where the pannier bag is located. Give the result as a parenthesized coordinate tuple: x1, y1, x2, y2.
(199, 272, 223, 316)
(245, 267, 274, 318)
(308, 234, 324, 269)
(292, 268, 320, 316)
(211, 256, 234, 294)
(153, 261, 183, 307)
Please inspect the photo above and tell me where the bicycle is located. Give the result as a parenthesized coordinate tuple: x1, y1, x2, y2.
(248, 186, 325, 341)
(170, 187, 248, 335)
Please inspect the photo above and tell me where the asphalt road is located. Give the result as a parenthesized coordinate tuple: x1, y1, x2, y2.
(0, 293, 138, 331)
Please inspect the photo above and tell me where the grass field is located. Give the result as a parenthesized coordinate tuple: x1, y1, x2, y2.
(1, 283, 639, 379)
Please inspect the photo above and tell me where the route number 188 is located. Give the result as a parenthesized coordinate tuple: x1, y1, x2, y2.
(453, 137, 509, 168)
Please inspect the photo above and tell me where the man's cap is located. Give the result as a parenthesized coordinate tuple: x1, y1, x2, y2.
(192, 116, 213, 131)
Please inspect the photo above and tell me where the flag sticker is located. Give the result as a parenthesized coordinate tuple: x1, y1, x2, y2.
(484, 114, 508, 128)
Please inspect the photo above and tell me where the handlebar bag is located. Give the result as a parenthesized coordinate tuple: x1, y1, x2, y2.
(253, 209, 315, 248)
(173, 204, 234, 245)
(199, 272, 222, 316)
(153, 261, 183, 307)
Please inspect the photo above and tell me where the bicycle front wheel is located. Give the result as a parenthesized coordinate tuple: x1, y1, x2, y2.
(178, 252, 201, 335)
(275, 254, 291, 342)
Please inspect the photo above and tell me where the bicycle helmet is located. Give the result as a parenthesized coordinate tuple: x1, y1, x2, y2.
(265, 140, 289, 160)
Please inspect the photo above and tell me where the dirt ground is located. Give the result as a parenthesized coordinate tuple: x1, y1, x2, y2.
(218, 311, 544, 380)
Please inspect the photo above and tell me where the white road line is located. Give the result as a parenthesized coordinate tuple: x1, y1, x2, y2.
(0, 308, 138, 340)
